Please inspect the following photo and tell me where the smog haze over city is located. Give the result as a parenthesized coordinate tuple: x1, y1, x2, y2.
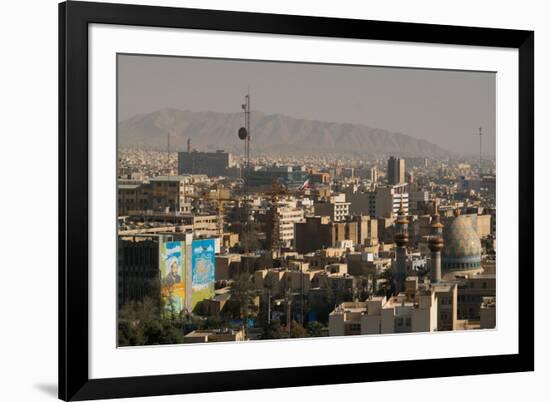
(118, 54, 496, 158)
(117, 54, 497, 347)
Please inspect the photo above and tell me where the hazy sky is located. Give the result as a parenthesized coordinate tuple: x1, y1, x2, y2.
(118, 54, 496, 156)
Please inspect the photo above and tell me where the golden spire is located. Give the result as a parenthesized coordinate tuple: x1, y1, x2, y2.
(396, 197, 408, 224)
(429, 200, 444, 252)
(431, 200, 443, 229)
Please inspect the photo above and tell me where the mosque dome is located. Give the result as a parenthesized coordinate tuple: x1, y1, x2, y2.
(441, 214, 482, 272)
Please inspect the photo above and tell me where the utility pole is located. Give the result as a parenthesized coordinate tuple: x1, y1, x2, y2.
(286, 288, 292, 337)
(167, 131, 171, 175)
(476, 127, 483, 179)
(267, 287, 271, 325)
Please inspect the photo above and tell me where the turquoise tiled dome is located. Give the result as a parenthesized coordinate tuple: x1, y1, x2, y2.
(442, 215, 481, 271)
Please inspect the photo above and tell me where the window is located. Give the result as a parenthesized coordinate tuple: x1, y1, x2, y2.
(348, 323, 361, 332)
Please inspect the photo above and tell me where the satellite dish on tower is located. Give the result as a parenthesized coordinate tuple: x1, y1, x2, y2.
(238, 127, 248, 140)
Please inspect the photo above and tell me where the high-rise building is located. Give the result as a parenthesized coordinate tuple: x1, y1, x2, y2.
(246, 165, 309, 190)
(294, 216, 358, 254)
(387, 156, 405, 185)
(369, 166, 378, 183)
(314, 200, 351, 222)
(178, 150, 232, 177)
(347, 184, 408, 218)
(266, 205, 305, 249)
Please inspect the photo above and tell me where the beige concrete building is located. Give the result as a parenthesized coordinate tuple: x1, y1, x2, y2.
(283, 269, 316, 293)
(118, 183, 141, 215)
(215, 254, 242, 280)
(294, 216, 358, 254)
(183, 328, 244, 343)
(314, 200, 351, 222)
(255, 263, 354, 299)
(346, 253, 391, 277)
(479, 297, 496, 329)
(309, 171, 331, 185)
(457, 274, 496, 320)
(201, 289, 232, 316)
(254, 269, 287, 297)
(354, 215, 378, 246)
(347, 184, 408, 219)
(221, 232, 239, 250)
(192, 214, 219, 238)
(117, 176, 198, 215)
(328, 277, 458, 336)
(328, 301, 367, 336)
(150, 175, 195, 213)
(267, 205, 304, 248)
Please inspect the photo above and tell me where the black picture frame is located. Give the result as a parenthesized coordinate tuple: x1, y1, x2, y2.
(59, 1, 534, 400)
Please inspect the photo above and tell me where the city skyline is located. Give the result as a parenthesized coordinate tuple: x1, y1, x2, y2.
(117, 54, 497, 347)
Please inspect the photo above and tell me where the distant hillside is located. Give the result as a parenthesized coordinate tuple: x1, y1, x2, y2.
(118, 108, 451, 158)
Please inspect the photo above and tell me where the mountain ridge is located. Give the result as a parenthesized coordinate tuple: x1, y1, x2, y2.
(118, 108, 452, 158)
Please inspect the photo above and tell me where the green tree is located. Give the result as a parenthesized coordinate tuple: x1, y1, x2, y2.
(117, 320, 144, 346)
(377, 269, 395, 298)
(203, 316, 224, 330)
(142, 320, 184, 345)
(230, 273, 258, 338)
(262, 273, 279, 324)
(306, 321, 325, 337)
(117, 284, 186, 346)
(354, 275, 371, 301)
(261, 320, 287, 339)
(289, 321, 308, 339)
(119, 295, 161, 324)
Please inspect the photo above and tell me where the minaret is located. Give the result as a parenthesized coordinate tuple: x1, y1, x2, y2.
(394, 198, 408, 293)
(428, 201, 444, 283)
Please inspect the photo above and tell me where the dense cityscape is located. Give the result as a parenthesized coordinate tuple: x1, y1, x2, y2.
(117, 98, 497, 346)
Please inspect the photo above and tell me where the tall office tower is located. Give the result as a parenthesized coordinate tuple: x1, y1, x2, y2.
(369, 166, 378, 183)
(428, 202, 444, 283)
(387, 156, 405, 185)
(394, 199, 409, 293)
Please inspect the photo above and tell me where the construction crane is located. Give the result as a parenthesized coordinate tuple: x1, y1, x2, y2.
(184, 186, 235, 237)
(208, 185, 235, 237)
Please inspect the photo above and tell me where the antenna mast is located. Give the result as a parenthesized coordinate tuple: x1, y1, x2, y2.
(238, 91, 252, 261)
(244, 91, 251, 170)
(477, 127, 483, 179)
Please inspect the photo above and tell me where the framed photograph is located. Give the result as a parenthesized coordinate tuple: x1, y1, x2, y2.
(59, 1, 534, 400)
